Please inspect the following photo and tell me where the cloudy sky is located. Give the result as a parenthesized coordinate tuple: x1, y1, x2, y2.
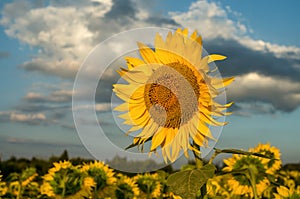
(0, 0, 300, 164)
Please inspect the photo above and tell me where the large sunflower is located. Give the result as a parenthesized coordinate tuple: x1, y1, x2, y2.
(113, 28, 234, 162)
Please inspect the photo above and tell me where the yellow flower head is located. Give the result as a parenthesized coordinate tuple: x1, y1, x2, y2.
(113, 28, 234, 162)
(0, 182, 7, 196)
(81, 161, 116, 190)
(41, 161, 87, 198)
(0, 173, 5, 196)
(21, 173, 38, 187)
(249, 143, 281, 174)
(134, 173, 161, 198)
(274, 185, 300, 199)
(223, 154, 270, 198)
(115, 174, 140, 199)
(40, 182, 55, 197)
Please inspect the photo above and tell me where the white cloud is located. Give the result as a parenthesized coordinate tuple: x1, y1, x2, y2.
(23, 90, 73, 103)
(169, 0, 300, 60)
(1, 0, 177, 78)
(228, 73, 300, 112)
(0, 0, 112, 78)
(10, 112, 46, 122)
(169, 0, 245, 39)
(239, 38, 300, 60)
(0, 111, 46, 124)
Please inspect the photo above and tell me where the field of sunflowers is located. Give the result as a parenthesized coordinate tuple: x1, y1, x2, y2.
(0, 143, 299, 199)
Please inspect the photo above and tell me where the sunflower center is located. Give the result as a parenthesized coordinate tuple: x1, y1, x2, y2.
(144, 62, 200, 128)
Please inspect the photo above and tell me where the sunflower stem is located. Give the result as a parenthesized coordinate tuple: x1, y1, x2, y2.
(248, 167, 258, 199)
(93, 186, 98, 199)
(208, 149, 222, 164)
(61, 171, 67, 199)
(192, 142, 203, 169)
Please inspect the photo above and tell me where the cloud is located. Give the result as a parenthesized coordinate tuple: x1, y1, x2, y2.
(0, 111, 46, 125)
(205, 38, 300, 82)
(169, 0, 300, 61)
(227, 73, 300, 112)
(169, 0, 247, 39)
(1, 0, 177, 78)
(23, 90, 72, 103)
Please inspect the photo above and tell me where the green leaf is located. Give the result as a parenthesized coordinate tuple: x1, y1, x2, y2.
(167, 164, 216, 199)
(181, 164, 196, 171)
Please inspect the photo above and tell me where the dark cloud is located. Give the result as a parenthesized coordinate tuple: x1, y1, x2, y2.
(95, 75, 118, 103)
(104, 0, 136, 20)
(205, 38, 300, 82)
(146, 16, 179, 26)
(229, 102, 276, 117)
(15, 103, 70, 113)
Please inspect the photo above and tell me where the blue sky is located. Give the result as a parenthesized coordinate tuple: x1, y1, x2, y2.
(0, 0, 300, 165)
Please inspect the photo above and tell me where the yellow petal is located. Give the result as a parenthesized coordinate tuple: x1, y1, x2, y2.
(198, 56, 210, 72)
(137, 42, 159, 63)
(193, 132, 205, 147)
(198, 112, 227, 126)
(113, 84, 144, 99)
(207, 54, 227, 63)
(277, 186, 290, 197)
(125, 57, 146, 69)
(211, 77, 234, 89)
(150, 128, 167, 151)
(154, 32, 165, 49)
(165, 31, 173, 50)
(171, 133, 180, 161)
(137, 120, 159, 138)
(182, 28, 188, 37)
(122, 70, 148, 84)
(114, 103, 128, 112)
(190, 30, 198, 41)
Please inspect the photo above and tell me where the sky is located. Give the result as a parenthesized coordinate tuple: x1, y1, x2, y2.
(0, 0, 300, 166)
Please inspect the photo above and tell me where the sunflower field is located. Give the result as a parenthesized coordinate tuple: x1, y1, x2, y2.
(0, 143, 299, 199)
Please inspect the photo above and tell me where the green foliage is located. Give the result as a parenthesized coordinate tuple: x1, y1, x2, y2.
(167, 164, 216, 198)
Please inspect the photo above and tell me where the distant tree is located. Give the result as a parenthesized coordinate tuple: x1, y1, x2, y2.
(59, 150, 69, 161)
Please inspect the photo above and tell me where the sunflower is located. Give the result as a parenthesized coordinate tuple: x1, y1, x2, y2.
(274, 185, 300, 199)
(115, 174, 140, 199)
(0, 173, 7, 197)
(81, 161, 116, 189)
(206, 175, 232, 199)
(81, 161, 116, 198)
(41, 161, 90, 199)
(113, 28, 234, 162)
(134, 173, 161, 198)
(0, 183, 7, 197)
(223, 154, 270, 198)
(249, 143, 281, 174)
